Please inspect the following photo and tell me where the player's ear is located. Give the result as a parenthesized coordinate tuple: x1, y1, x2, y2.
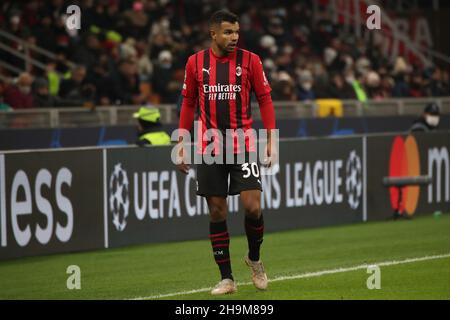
(210, 26, 217, 40)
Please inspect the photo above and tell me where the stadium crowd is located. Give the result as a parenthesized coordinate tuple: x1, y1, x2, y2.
(1, 0, 450, 110)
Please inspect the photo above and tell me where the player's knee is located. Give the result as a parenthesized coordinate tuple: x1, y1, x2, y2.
(244, 202, 261, 219)
(209, 205, 227, 222)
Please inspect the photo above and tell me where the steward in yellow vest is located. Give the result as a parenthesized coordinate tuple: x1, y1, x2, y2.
(133, 107, 171, 146)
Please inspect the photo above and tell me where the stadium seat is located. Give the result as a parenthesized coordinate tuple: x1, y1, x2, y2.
(316, 99, 344, 117)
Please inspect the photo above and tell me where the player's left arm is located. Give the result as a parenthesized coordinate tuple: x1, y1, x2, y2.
(249, 53, 276, 129)
(250, 54, 277, 166)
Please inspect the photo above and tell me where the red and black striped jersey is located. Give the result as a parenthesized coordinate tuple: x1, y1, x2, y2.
(181, 47, 272, 132)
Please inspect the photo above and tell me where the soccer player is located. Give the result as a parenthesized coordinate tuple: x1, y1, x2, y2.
(177, 10, 276, 295)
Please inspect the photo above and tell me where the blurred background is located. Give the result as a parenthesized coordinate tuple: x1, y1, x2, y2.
(0, 1, 450, 281)
(0, 0, 450, 149)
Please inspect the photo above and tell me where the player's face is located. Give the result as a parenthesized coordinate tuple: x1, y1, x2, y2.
(212, 21, 239, 54)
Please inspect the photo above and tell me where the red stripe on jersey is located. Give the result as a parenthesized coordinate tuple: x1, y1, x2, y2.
(247, 51, 256, 152)
(241, 50, 252, 130)
(208, 51, 220, 153)
(228, 56, 237, 129)
(197, 51, 206, 154)
(197, 50, 206, 127)
(242, 51, 254, 129)
(208, 50, 217, 129)
(239, 50, 254, 152)
(227, 54, 240, 153)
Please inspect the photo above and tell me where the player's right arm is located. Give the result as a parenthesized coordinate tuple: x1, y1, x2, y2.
(177, 54, 198, 174)
(179, 54, 198, 131)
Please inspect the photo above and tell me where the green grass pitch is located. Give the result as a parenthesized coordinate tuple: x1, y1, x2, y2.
(1, 214, 449, 300)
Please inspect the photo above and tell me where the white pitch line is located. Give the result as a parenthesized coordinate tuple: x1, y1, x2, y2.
(129, 253, 450, 300)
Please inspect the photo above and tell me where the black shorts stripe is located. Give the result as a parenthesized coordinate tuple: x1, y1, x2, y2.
(236, 49, 243, 128)
(216, 60, 230, 131)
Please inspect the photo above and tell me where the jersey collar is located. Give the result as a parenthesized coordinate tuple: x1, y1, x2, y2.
(209, 47, 237, 62)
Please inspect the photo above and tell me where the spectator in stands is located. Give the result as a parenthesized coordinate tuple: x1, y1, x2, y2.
(258, 35, 278, 61)
(1, 1, 450, 108)
(149, 28, 173, 62)
(33, 14, 56, 53)
(410, 102, 440, 132)
(152, 50, 179, 103)
(424, 67, 448, 97)
(272, 71, 297, 101)
(365, 70, 385, 100)
(392, 73, 410, 97)
(409, 71, 425, 98)
(5, 10, 30, 39)
(323, 73, 356, 100)
(52, 14, 73, 56)
(86, 53, 113, 105)
(349, 71, 368, 103)
(443, 69, 450, 95)
(72, 33, 102, 70)
(3, 11, 31, 70)
(106, 0, 121, 25)
(324, 40, 347, 74)
(3, 72, 34, 109)
(0, 80, 12, 110)
(442, 70, 450, 96)
(378, 74, 394, 99)
(59, 65, 96, 105)
(238, 11, 262, 53)
(262, 58, 277, 84)
(32, 77, 54, 108)
(296, 69, 315, 101)
(392, 57, 411, 97)
(135, 39, 153, 82)
(122, 1, 149, 39)
(31, 77, 77, 108)
(107, 59, 144, 105)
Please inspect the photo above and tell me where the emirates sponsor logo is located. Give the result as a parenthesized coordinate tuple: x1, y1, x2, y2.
(203, 83, 242, 93)
(203, 83, 242, 101)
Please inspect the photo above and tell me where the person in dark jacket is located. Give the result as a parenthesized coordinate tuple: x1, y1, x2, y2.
(410, 102, 440, 132)
(32, 77, 82, 107)
(3, 72, 34, 109)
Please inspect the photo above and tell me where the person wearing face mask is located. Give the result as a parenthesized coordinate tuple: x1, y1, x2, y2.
(152, 50, 179, 103)
(3, 73, 34, 109)
(296, 69, 315, 101)
(410, 102, 440, 132)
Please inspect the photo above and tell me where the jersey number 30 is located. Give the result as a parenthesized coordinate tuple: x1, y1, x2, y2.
(241, 162, 260, 178)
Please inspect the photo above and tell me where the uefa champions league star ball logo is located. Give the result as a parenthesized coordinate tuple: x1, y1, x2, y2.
(345, 150, 362, 210)
(109, 163, 130, 231)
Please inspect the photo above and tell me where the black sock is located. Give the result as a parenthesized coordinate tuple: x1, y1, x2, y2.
(245, 214, 264, 262)
(209, 220, 233, 280)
